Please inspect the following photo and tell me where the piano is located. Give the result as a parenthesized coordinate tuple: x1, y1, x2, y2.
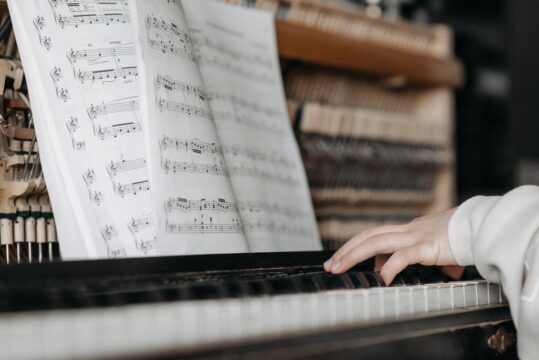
(0, 251, 516, 359)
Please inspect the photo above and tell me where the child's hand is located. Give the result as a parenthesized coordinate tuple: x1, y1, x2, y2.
(323, 208, 458, 285)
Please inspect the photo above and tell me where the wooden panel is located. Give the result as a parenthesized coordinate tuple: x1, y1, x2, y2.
(276, 19, 464, 88)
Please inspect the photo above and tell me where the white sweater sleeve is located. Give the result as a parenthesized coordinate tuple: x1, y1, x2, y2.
(448, 185, 539, 359)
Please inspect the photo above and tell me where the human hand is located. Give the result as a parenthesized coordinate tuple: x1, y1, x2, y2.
(323, 208, 458, 285)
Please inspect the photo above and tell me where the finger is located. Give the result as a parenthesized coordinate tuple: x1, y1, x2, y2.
(442, 265, 465, 280)
(374, 254, 391, 272)
(380, 244, 429, 285)
(330, 232, 412, 274)
(324, 225, 406, 270)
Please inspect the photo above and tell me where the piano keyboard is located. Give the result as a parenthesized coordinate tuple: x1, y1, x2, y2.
(1, 280, 505, 360)
(0, 252, 510, 359)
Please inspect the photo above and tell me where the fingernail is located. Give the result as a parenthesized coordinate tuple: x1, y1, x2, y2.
(323, 259, 333, 270)
(331, 260, 342, 272)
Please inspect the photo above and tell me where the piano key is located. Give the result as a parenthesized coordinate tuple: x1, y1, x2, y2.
(0, 280, 506, 360)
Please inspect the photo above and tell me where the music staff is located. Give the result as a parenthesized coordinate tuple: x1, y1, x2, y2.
(197, 56, 274, 84)
(238, 201, 308, 219)
(165, 198, 238, 214)
(95, 121, 143, 140)
(161, 158, 227, 176)
(166, 220, 243, 234)
(148, 38, 195, 62)
(68, 46, 136, 63)
(155, 74, 206, 100)
(76, 67, 138, 83)
(157, 98, 212, 120)
(213, 109, 284, 134)
(87, 98, 139, 119)
(107, 157, 147, 176)
(228, 162, 299, 186)
(115, 180, 150, 197)
(49, 0, 131, 28)
(145, 15, 191, 45)
(207, 90, 281, 117)
(192, 35, 273, 69)
(159, 136, 220, 155)
(222, 145, 296, 169)
(243, 220, 314, 237)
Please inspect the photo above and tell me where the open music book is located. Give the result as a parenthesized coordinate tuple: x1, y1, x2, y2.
(9, 0, 321, 259)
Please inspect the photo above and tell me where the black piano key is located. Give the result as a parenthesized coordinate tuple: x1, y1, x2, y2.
(363, 272, 384, 287)
(293, 274, 323, 293)
(347, 272, 370, 288)
(318, 273, 352, 290)
(189, 283, 228, 299)
(268, 277, 301, 295)
(399, 268, 422, 285)
(242, 280, 273, 297)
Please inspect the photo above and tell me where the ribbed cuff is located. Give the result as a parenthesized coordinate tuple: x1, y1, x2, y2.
(448, 196, 499, 266)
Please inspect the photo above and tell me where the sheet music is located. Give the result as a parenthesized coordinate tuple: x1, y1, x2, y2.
(181, 0, 321, 251)
(10, 0, 156, 258)
(131, 0, 248, 254)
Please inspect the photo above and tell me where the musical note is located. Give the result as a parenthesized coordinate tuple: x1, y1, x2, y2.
(115, 180, 150, 197)
(68, 46, 136, 63)
(166, 220, 243, 234)
(76, 66, 138, 83)
(159, 136, 220, 155)
(128, 216, 154, 233)
(49, 0, 131, 28)
(157, 98, 212, 120)
(165, 198, 238, 213)
(95, 121, 143, 140)
(148, 38, 195, 62)
(145, 15, 191, 44)
(155, 74, 206, 100)
(161, 158, 227, 176)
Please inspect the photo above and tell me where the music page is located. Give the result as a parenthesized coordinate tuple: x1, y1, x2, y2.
(181, 0, 321, 251)
(131, 0, 248, 254)
(9, 0, 157, 258)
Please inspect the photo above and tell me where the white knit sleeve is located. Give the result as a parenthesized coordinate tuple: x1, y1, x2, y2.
(448, 185, 539, 358)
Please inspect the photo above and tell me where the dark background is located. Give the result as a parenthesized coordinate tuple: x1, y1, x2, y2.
(352, 0, 536, 204)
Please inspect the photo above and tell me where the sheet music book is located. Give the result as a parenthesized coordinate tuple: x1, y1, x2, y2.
(9, 0, 321, 259)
